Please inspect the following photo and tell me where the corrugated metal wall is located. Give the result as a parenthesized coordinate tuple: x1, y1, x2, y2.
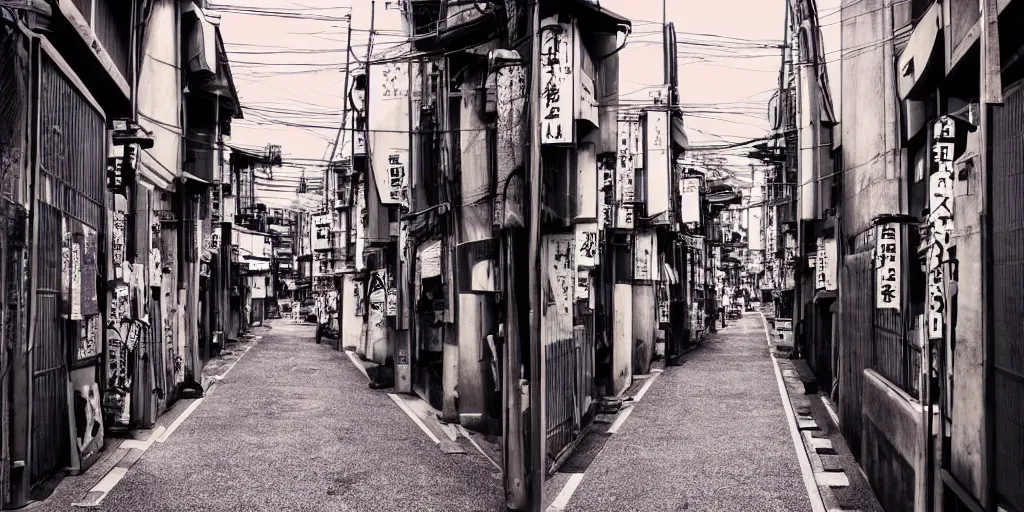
(990, 77, 1024, 511)
(840, 248, 874, 458)
(31, 50, 106, 485)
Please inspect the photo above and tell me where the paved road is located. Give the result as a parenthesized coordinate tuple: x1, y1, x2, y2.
(564, 313, 813, 512)
(96, 321, 504, 512)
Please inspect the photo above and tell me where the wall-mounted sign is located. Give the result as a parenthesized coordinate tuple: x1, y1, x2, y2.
(369, 54, 411, 207)
(540, 17, 573, 145)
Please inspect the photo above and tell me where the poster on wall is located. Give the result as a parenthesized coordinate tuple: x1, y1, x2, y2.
(76, 314, 100, 362)
(875, 224, 901, 310)
(70, 367, 104, 472)
(543, 234, 575, 343)
(539, 17, 573, 145)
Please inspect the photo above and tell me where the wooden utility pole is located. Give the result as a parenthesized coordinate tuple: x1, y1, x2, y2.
(527, 0, 545, 508)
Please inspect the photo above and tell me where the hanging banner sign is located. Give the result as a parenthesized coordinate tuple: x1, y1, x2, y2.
(540, 18, 573, 145)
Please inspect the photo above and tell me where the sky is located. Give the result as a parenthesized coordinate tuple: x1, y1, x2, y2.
(212, 0, 842, 195)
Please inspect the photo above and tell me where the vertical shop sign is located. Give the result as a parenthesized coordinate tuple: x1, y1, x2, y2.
(369, 55, 410, 207)
(634, 231, 656, 281)
(574, 223, 598, 269)
(540, 18, 573, 145)
(386, 150, 409, 206)
(645, 110, 671, 218)
(875, 225, 901, 310)
(679, 178, 701, 225)
(928, 117, 956, 339)
(816, 238, 827, 290)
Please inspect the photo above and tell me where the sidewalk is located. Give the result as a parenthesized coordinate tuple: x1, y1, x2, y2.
(54, 320, 503, 511)
(550, 313, 815, 512)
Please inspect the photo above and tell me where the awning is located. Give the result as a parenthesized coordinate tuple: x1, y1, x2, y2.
(182, 2, 241, 116)
(896, 1, 941, 100)
(183, 1, 218, 77)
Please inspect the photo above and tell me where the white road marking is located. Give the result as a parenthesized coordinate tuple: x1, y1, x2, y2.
(606, 370, 661, 435)
(821, 395, 840, 426)
(457, 424, 502, 472)
(121, 426, 166, 451)
(546, 473, 585, 512)
(344, 350, 371, 381)
(389, 393, 441, 444)
(156, 398, 205, 444)
(761, 312, 827, 512)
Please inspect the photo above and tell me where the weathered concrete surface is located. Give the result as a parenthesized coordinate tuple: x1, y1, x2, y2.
(564, 314, 813, 511)
(90, 321, 504, 511)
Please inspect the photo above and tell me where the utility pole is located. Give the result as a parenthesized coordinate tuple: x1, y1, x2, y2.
(527, 0, 545, 509)
(326, 16, 354, 343)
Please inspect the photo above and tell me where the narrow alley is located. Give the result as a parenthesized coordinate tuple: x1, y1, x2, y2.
(87, 322, 504, 512)
(2, 0, 1022, 510)
(558, 313, 810, 512)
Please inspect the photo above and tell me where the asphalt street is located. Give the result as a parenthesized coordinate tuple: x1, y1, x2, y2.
(562, 313, 814, 512)
(93, 320, 504, 512)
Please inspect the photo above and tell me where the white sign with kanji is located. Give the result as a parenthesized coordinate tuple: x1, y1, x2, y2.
(539, 18, 573, 145)
(875, 223, 901, 310)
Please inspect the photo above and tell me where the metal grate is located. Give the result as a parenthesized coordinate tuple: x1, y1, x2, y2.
(990, 77, 1024, 512)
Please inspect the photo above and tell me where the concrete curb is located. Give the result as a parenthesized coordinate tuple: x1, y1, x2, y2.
(760, 312, 829, 512)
